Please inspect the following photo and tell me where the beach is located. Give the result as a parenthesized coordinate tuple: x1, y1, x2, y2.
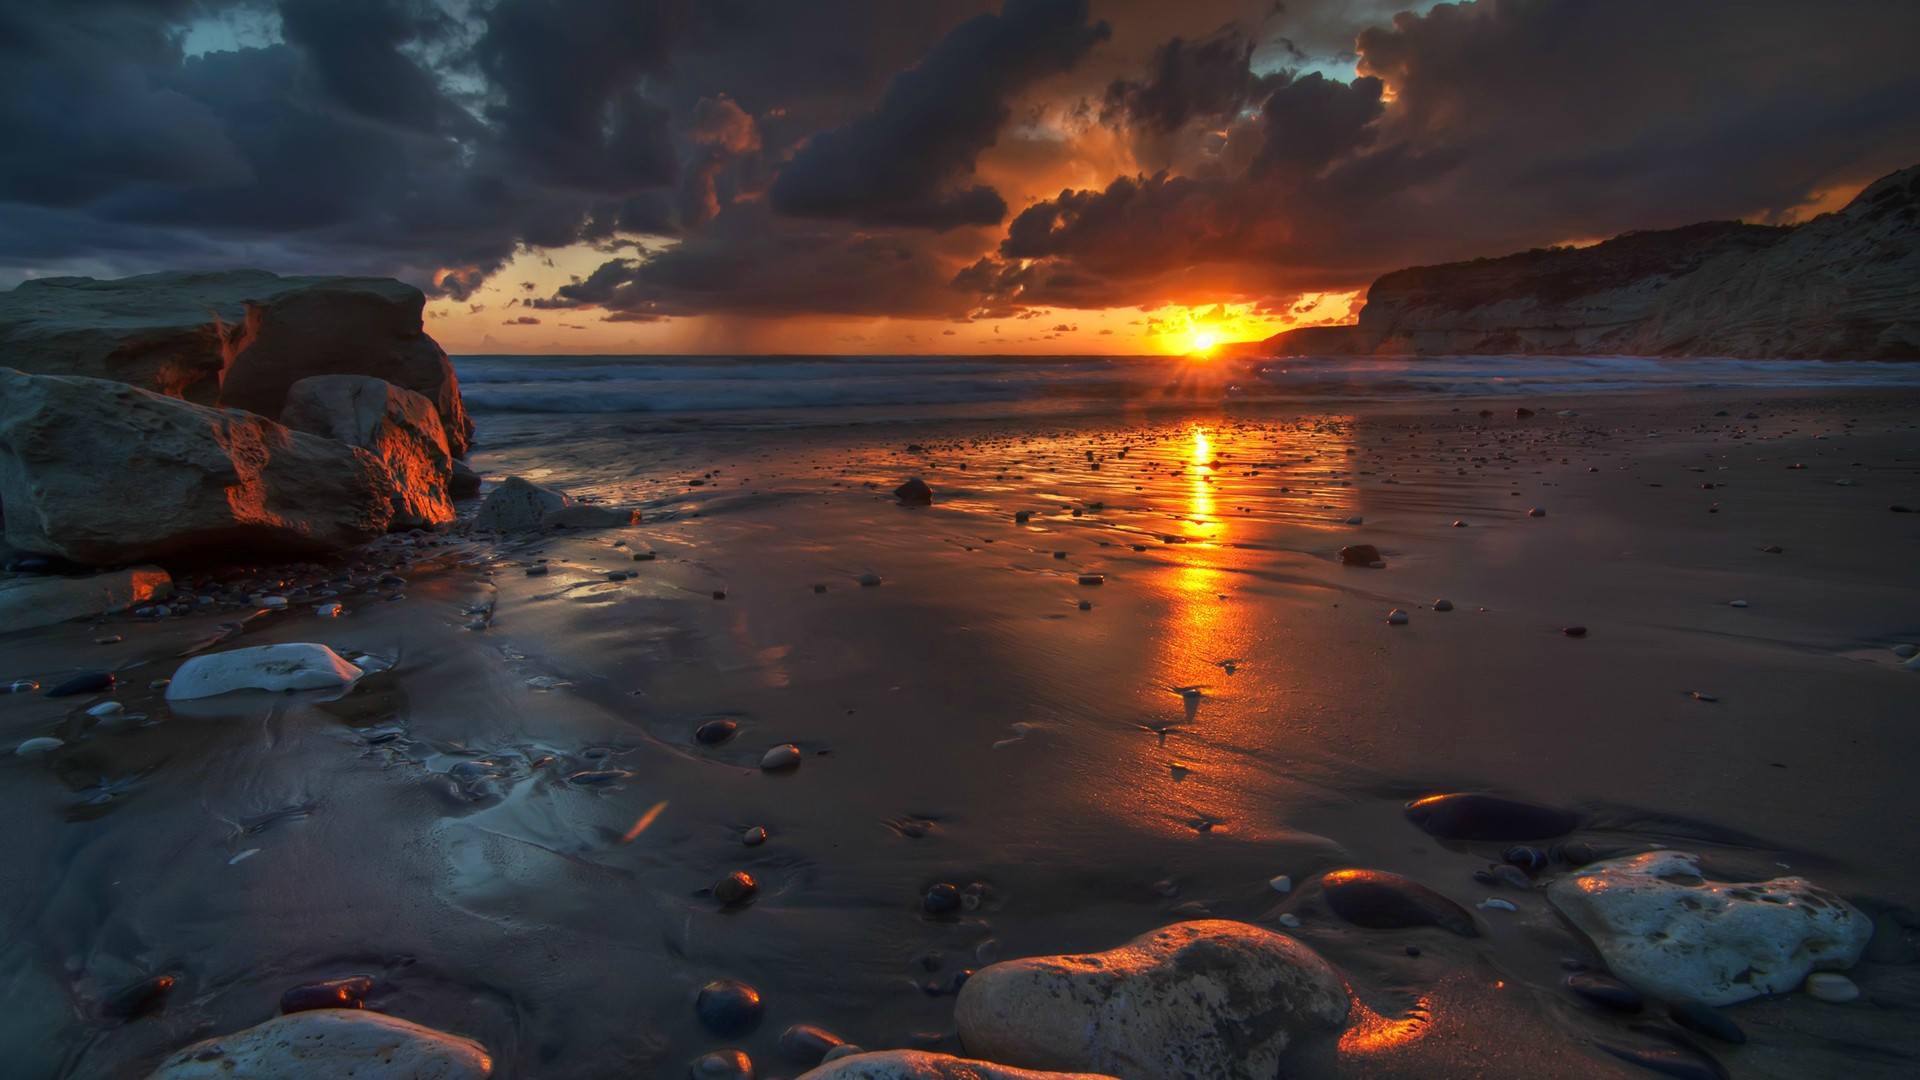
(3, 372, 1918, 1079)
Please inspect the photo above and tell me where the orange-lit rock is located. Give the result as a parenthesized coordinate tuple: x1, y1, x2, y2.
(281, 374, 454, 529)
(0, 368, 392, 565)
(954, 920, 1347, 1080)
(0, 565, 171, 630)
(0, 270, 471, 454)
(143, 1010, 491, 1080)
(799, 1050, 1116, 1079)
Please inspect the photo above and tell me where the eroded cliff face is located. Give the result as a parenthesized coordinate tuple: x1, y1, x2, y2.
(1258, 164, 1920, 359)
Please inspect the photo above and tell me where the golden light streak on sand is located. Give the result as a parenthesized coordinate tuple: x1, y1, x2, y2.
(620, 800, 669, 844)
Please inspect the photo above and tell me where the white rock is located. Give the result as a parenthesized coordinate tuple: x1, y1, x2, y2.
(954, 920, 1347, 1080)
(315, 602, 343, 618)
(1545, 851, 1871, 1005)
(799, 1050, 1115, 1079)
(1804, 972, 1861, 1002)
(86, 702, 123, 717)
(761, 744, 802, 770)
(143, 1009, 490, 1080)
(474, 476, 569, 531)
(260, 596, 289, 609)
(165, 643, 363, 701)
(1269, 875, 1293, 893)
(14, 737, 64, 756)
(1277, 913, 1302, 928)
(0, 566, 172, 631)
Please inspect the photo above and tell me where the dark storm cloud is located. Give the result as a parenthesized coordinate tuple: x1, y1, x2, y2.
(766, 0, 1111, 230)
(1103, 28, 1264, 134)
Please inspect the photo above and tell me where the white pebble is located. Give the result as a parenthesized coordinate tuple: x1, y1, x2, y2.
(1386, 609, 1409, 625)
(316, 602, 343, 618)
(87, 701, 124, 717)
(1277, 913, 1302, 927)
(1804, 972, 1860, 1003)
(14, 737, 63, 756)
(259, 596, 289, 609)
(1269, 875, 1293, 893)
(1477, 898, 1518, 912)
(228, 848, 261, 865)
(760, 743, 802, 770)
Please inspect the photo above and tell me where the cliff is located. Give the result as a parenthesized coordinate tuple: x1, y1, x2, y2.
(1252, 163, 1920, 360)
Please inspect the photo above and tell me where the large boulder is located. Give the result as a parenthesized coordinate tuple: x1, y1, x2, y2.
(144, 1010, 491, 1079)
(0, 566, 171, 632)
(166, 643, 364, 701)
(1546, 851, 1873, 1005)
(473, 476, 568, 531)
(0, 270, 472, 454)
(953, 920, 1348, 1080)
(801, 1051, 1116, 1079)
(281, 375, 454, 529)
(0, 368, 392, 565)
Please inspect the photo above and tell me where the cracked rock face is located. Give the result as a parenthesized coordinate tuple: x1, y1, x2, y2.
(1546, 851, 1872, 1005)
(953, 920, 1349, 1080)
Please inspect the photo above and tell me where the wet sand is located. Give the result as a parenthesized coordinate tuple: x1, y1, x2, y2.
(4, 387, 1918, 1078)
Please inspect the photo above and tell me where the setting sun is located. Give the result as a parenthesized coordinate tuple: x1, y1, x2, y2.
(1193, 331, 1218, 354)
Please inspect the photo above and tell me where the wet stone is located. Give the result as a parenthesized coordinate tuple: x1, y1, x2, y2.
(779, 1022, 845, 1065)
(1568, 973, 1645, 1012)
(695, 719, 738, 745)
(1805, 972, 1860, 1002)
(1405, 792, 1578, 841)
(280, 976, 373, 1014)
(105, 974, 176, 1019)
(1321, 869, 1479, 937)
(696, 980, 764, 1037)
(714, 871, 759, 908)
(760, 743, 802, 770)
(689, 1048, 753, 1080)
(924, 883, 962, 916)
(1503, 845, 1550, 874)
(46, 671, 114, 698)
(1338, 543, 1382, 567)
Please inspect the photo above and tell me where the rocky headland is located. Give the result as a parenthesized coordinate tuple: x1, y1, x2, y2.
(1249, 163, 1920, 360)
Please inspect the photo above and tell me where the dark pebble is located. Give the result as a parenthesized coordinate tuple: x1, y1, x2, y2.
(714, 871, 758, 907)
(1668, 997, 1746, 1044)
(695, 719, 738, 745)
(813, 584, 827, 593)
(1568, 973, 1645, 1012)
(695, 980, 764, 1037)
(1502, 845, 1550, 874)
(280, 976, 372, 1014)
(712, 590, 728, 600)
(1405, 792, 1578, 841)
(634, 551, 656, 561)
(1761, 545, 1784, 553)
(1338, 543, 1382, 567)
(779, 1023, 845, 1064)
(1321, 869, 1479, 937)
(1563, 626, 1587, 637)
(525, 565, 549, 577)
(1892, 505, 1915, 514)
(1598, 1036, 1728, 1080)
(924, 883, 962, 916)
(1554, 840, 1598, 865)
(1404, 945, 1421, 957)
(46, 672, 114, 698)
(895, 478, 934, 505)
(689, 1048, 753, 1080)
(104, 974, 175, 1019)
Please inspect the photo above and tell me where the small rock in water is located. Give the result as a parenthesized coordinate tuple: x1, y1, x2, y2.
(760, 743, 802, 770)
(14, 737, 64, 756)
(712, 589, 728, 600)
(1554, 840, 1598, 866)
(1729, 600, 1748, 608)
(1453, 520, 1467, 527)
(1014, 510, 1032, 523)
(1691, 691, 1718, 703)
(1269, 875, 1293, 893)
(1076, 573, 1104, 585)
(859, 572, 882, 587)
(1338, 543, 1382, 567)
(105, 973, 176, 1019)
(689, 1048, 753, 1080)
(86, 701, 124, 717)
(1563, 625, 1588, 637)
(1761, 544, 1784, 554)
(713, 871, 759, 908)
(1477, 897, 1518, 912)
(1804, 972, 1860, 1002)
(1322, 869, 1479, 936)
(259, 596, 289, 609)
(1345, 515, 1364, 525)
(924, 883, 962, 916)
(280, 976, 373, 1014)
(1386, 609, 1409, 625)
(695, 719, 738, 744)
(1433, 598, 1454, 611)
(1491, 864, 1534, 890)
(1406, 792, 1577, 841)
(168, 643, 361, 699)
(46, 671, 113, 698)
(1277, 913, 1302, 928)
(1502, 846, 1550, 874)
(894, 478, 934, 505)
(5, 680, 39, 694)
(315, 601, 343, 618)
(1077, 599, 1092, 611)
(742, 826, 767, 846)
(779, 1023, 846, 1064)
(1669, 996, 1746, 1044)
(813, 583, 828, 593)
(525, 564, 549, 577)
(1566, 973, 1644, 1012)
(1890, 643, 1917, 659)
(695, 980, 763, 1036)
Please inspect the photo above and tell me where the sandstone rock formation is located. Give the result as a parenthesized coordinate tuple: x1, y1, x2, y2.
(143, 1010, 491, 1080)
(0, 368, 392, 565)
(281, 374, 454, 529)
(0, 270, 472, 454)
(1252, 163, 1920, 360)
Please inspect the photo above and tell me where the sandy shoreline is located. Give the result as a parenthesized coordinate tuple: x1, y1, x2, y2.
(3, 385, 1917, 1078)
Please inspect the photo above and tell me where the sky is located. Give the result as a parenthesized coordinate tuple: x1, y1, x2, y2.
(3, 0, 1917, 356)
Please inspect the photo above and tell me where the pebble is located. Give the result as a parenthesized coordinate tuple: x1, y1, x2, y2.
(713, 871, 759, 907)
(695, 980, 763, 1036)
(1890, 644, 1916, 659)
(1491, 864, 1534, 890)
(1729, 600, 1748, 608)
(760, 743, 802, 770)
(1386, 609, 1409, 625)
(1077, 599, 1092, 610)
(1502, 846, 1550, 874)
(14, 737, 64, 756)
(1338, 543, 1382, 567)
(315, 602, 343, 618)
(1345, 515, 1364, 525)
(1562, 625, 1587, 637)
(1277, 913, 1302, 928)
(5, 680, 39, 694)
(1477, 898, 1518, 912)
(689, 1048, 753, 1080)
(46, 671, 114, 697)
(1528, 508, 1546, 517)
(1406, 792, 1577, 841)
(1452, 520, 1467, 527)
(1269, 875, 1293, 893)
(712, 589, 728, 599)
(1669, 996, 1746, 1044)
(525, 565, 549, 577)
(105, 974, 176, 1019)
(820, 1044, 866, 1063)
(894, 478, 934, 504)
(634, 551, 656, 561)
(1433, 598, 1454, 611)
(1014, 511, 1032, 523)
(279, 975, 373, 1014)
(1762, 544, 1785, 553)
(259, 596, 288, 608)
(1805, 972, 1860, 1002)
(1566, 973, 1644, 1012)
(742, 826, 767, 846)
(1076, 574, 1104, 585)
(1322, 869, 1479, 936)
(1051, 551, 1066, 560)
(1552, 840, 1598, 865)
(924, 883, 962, 916)
(1691, 691, 1718, 702)
(779, 1023, 845, 1064)
(695, 719, 738, 745)
(86, 701, 124, 717)
(859, 572, 882, 586)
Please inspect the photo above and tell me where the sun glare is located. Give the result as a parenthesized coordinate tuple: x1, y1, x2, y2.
(1192, 332, 1218, 355)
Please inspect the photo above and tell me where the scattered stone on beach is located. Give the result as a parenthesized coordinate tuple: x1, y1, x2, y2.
(1502, 845, 1550, 874)
(1404, 792, 1577, 840)
(1566, 973, 1644, 1012)
(14, 737, 65, 756)
(780, 1023, 847, 1065)
(525, 564, 549, 576)
(1076, 574, 1104, 585)
(696, 980, 764, 1036)
(105, 973, 176, 1019)
(1477, 897, 1517, 912)
(695, 719, 738, 744)
(166, 643, 363, 700)
(1077, 599, 1092, 610)
(923, 883, 962, 916)
(859, 573, 882, 586)
(1804, 972, 1861, 1002)
(1433, 598, 1454, 611)
(544, 503, 641, 529)
(86, 701, 123, 717)
(954, 920, 1347, 1080)
(1528, 507, 1547, 517)
(0, 368, 393, 564)
(761, 744, 802, 770)
(144, 1010, 490, 1080)
(1596, 1036, 1730, 1080)
(5, 680, 39, 694)
(474, 476, 570, 531)
(1345, 515, 1364, 524)
(691, 1048, 755, 1080)
(1321, 870, 1479, 936)
(1562, 625, 1588, 637)
(45, 671, 114, 698)
(1269, 875, 1293, 893)
(743, 826, 767, 846)
(797, 1050, 1119, 1079)
(280, 374, 455, 529)
(1338, 543, 1382, 566)
(1892, 644, 1918, 659)
(714, 871, 759, 908)
(895, 478, 934, 504)
(0, 565, 173, 632)
(279, 976, 373, 1014)
(1014, 510, 1032, 523)
(1668, 996, 1746, 1044)
(1386, 608, 1409, 625)
(1545, 851, 1872, 1005)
